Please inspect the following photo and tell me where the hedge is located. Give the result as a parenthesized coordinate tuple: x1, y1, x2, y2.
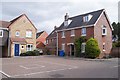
(20, 50, 39, 56)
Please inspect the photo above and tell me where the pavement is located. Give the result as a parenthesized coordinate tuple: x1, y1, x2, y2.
(0, 55, 119, 78)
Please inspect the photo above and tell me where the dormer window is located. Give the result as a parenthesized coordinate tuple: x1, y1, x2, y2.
(83, 14, 93, 22)
(102, 25, 107, 36)
(62, 31, 65, 38)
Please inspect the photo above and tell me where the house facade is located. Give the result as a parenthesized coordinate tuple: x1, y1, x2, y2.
(0, 21, 10, 57)
(0, 14, 37, 57)
(56, 9, 113, 57)
(36, 31, 48, 49)
(46, 26, 57, 55)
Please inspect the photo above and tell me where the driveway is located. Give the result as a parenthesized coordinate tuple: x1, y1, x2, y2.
(0, 55, 119, 78)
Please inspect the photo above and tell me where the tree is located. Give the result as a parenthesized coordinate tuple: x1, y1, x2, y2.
(74, 36, 86, 57)
(85, 38, 100, 59)
(112, 22, 120, 41)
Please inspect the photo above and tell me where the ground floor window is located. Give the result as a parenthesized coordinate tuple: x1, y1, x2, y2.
(62, 43, 65, 51)
(26, 44, 33, 51)
(81, 43, 86, 53)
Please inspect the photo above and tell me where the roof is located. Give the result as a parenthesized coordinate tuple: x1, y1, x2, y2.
(1, 14, 37, 30)
(11, 37, 27, 44)
(46, 28, 57, 39)
(0, 21, 11, 28)
(57, 9, 104, 30)
(36, 31, 44, 39)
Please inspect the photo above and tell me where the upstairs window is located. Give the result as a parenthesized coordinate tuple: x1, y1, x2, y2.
(81, 28, 86, 36)
(16, 31, 20, 37)
(26, 31, 32, 38)
(83, 14, 93, 22)
(102, 25, 107, 36)
(62, 31, 65, 38)
(0, 30, 3, 37)
(71, 30, 75, 37)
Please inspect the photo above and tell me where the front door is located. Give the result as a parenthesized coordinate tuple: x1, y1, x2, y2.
(71, 45, 74, 56)
(14, 44, 19, 56)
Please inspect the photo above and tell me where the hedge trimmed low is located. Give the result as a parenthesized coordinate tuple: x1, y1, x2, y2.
(85, 38, 100, 59)
(20, 50, 39, 56)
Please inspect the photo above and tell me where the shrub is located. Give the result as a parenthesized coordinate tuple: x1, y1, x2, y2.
(74, 36, 86, 57)
(85, 38, 100, 59)
(20, 50, 39, 56)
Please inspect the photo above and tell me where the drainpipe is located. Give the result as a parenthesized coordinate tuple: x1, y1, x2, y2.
(56, 31, 58, 56)
(8, 30, 10, 57)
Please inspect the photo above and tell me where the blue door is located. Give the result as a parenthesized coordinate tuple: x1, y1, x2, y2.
(14, 44, 19, 56)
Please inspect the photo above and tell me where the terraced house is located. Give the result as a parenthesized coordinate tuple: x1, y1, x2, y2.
(0, 14, 37, 57)
(56, 9, 113, 57)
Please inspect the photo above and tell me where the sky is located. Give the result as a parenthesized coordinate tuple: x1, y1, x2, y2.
(0, 0, 119, 34)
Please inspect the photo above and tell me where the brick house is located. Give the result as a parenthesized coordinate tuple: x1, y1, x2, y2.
(46, 26, 58, 55)
(36, 31, 48, 49)
(0, 14, 37, 57)
(56, 9, 113, 57)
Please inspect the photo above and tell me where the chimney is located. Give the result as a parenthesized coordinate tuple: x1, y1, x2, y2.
(64, 13, 69, 21)
(54, 26, 57, 29)
(64, 13, 69, 27)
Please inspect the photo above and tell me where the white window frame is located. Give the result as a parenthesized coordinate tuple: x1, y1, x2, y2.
(26, 44, 33, 51)
(81, 28, 86, 36)
(21, 45, 24, 49)
(62, 31, 65, 38)
(62, 43, 65, 51)
(81, 43, 86, 53)
(103, 42, 106, 51)
(26, 31, 32, 38)
(15, 31, 20, 37)
(0, 30, 3, 37)
(102, 26, 107, 36)
(46, 40, 48, 44)
(71, 30, 75, 37)
(83, 15, 92, 22)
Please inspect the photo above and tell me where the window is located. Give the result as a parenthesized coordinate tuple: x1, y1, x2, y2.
(16, 31, 20, 36)
(26, 44, 33, 51)
(62, 43, 65, 51)
(103, 43, 105, 51)
(62, 31, 65, 38)
(0, 30, 3, 37)
(102, 26, 107, 36)
(71, 30, 75, 37)
(83, 14, 93, 22)
(26, 31, 32, 38)
(21, 46, 24, 49)
(81, 28, 86, 36)
(81, 43, 86, 53)
(46, 40, 48, 44)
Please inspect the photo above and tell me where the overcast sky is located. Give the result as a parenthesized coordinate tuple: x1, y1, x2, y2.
(0, 0, 119, 34)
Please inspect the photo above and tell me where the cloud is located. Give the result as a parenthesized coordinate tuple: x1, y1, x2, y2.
(1, 1, 119, 34)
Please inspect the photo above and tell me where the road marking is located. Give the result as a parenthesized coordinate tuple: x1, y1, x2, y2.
(12, 66, 78, 77)
(0, 71, 11, 78)
(19, 64, 45, 70)
(113, 65, 120, 68)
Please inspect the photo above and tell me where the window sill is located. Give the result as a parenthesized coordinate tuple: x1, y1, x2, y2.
(71, 35, 75, 37)
(81, 34, 86, 36)
(62, 36, 65, 38)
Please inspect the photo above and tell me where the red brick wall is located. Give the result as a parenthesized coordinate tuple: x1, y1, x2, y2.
(94, 12, 112, 57)
(58, 27, 94, 56)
